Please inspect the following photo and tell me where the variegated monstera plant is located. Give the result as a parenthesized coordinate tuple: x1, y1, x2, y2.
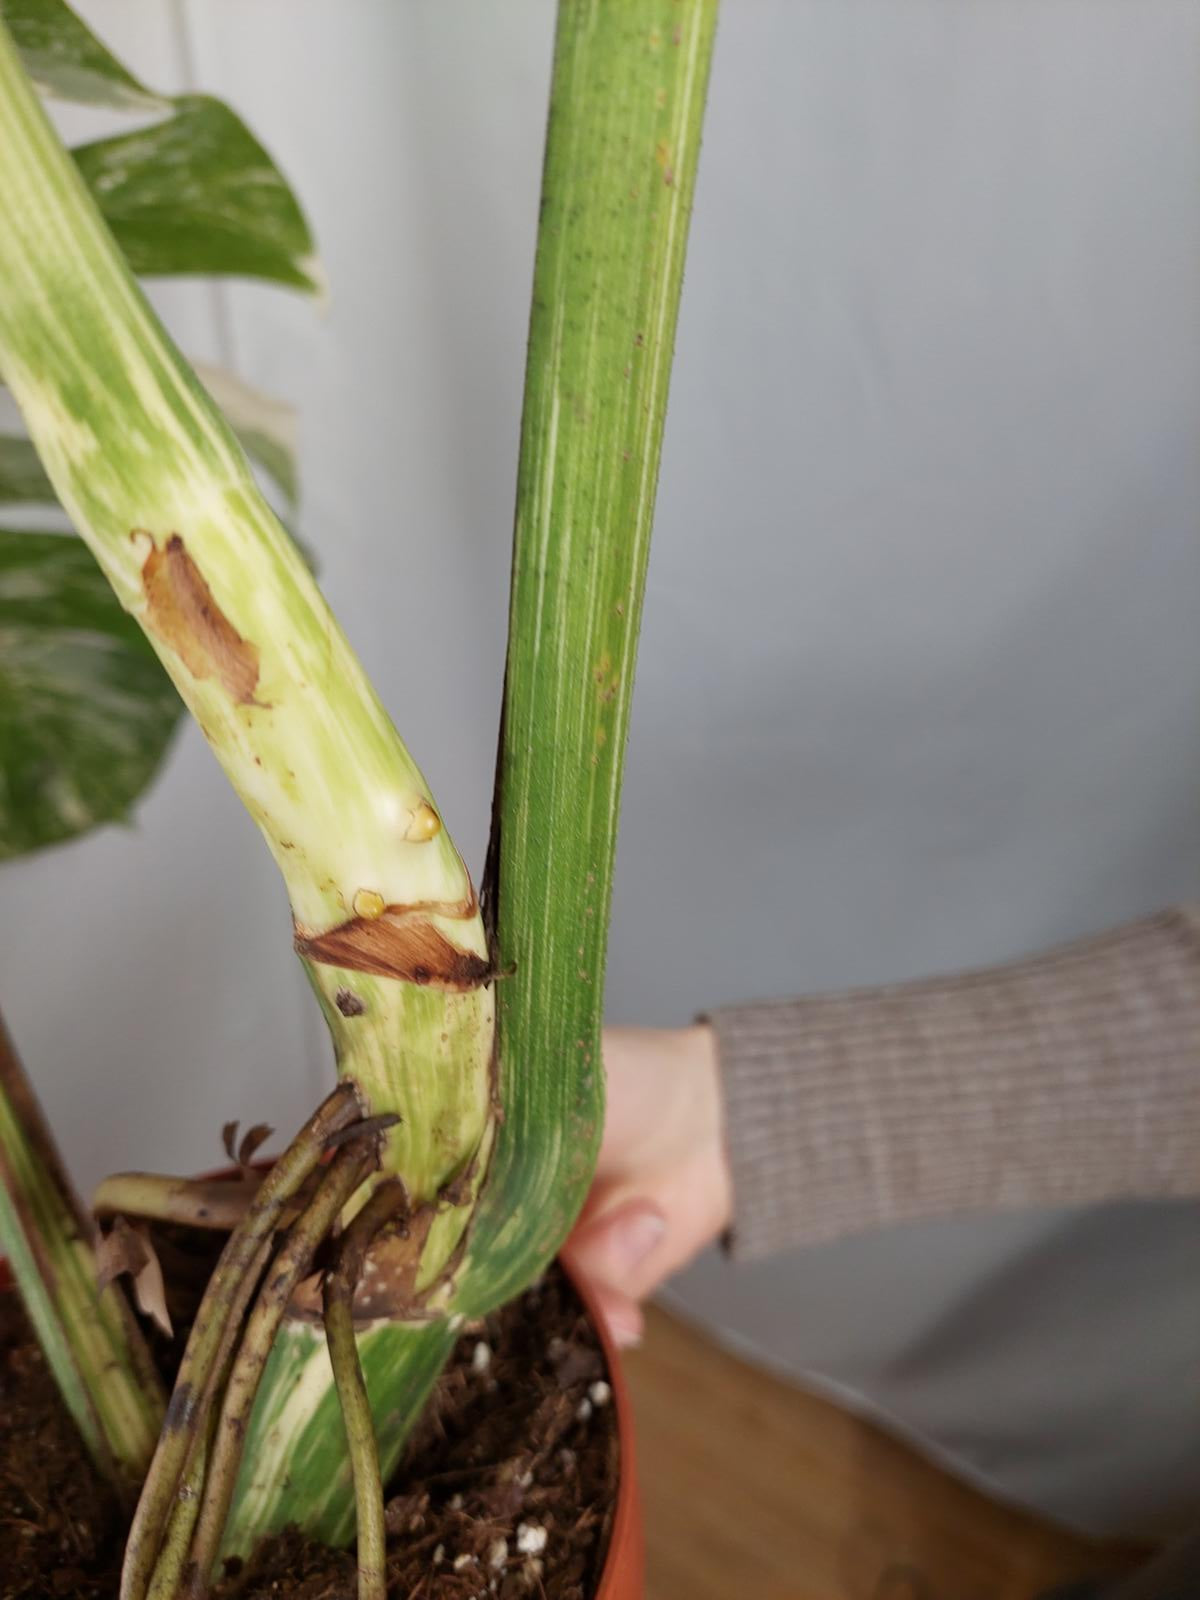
(0, 1, 717, 1595)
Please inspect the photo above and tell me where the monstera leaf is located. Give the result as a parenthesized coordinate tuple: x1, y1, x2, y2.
(72, 96, 320, 291)
(0, 529, 182, 858)
(0, 0, 163, 110)
(2, 0, 319, 290)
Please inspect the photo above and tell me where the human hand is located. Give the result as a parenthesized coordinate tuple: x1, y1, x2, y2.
(562, 1024, 732, 1348)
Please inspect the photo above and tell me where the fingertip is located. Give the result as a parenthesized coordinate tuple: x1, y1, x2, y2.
(592, 1286, 644, 1351)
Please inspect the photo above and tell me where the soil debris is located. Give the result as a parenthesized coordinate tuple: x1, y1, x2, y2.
(0, 1266, 616, 1599)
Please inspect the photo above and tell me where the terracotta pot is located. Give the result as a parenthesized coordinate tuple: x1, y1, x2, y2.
(0, 1247, 642, 1599)
(565, 1254, 643, 1600)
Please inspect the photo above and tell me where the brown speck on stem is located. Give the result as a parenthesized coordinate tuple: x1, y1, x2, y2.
(335, 988, 366, 1018)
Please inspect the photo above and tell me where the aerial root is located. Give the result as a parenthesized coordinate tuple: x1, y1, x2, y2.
(119, 1082, 381, 1600)
(323, 1179, 411, 1600)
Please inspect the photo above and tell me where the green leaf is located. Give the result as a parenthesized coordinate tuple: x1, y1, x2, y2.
(0, 432, 55, 506)
(2, 0, 321, 292)
(0, 528, 182, 858)
(0, 0, 163, 111)
(73, 95, 321, 292)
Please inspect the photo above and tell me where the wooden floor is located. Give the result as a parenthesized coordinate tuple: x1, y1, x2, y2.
(623, 1305, 1144, 1600)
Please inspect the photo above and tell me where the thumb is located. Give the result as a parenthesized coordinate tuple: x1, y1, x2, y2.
(563, 1198, 667, 1302)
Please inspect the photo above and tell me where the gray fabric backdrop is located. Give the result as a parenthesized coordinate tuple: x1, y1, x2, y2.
(3, 0, 1197, 1538)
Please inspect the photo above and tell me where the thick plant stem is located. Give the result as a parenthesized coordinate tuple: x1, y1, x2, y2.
(323, 1181, 411, 1600)
(120, 1084, 362, 1600)
(0, 31, 496, 1543)
(0, 19, 494, 1235)
(181, 1143, 378, 1599)
(460, 0, 720, 1313)
(0, 1011, 163, 1489)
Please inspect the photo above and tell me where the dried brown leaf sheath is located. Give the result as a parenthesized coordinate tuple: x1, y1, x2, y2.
(295, 914, 490, 990)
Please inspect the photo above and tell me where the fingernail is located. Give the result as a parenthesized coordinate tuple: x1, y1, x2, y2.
(608, 1208, 666, 1280)
(607, 1302, 645, 1350)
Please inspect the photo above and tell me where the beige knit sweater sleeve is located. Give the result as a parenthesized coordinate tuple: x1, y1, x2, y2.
(709, 907, 1200, 1260)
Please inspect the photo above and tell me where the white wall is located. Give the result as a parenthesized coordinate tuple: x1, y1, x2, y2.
(3, 0, 1198, 1537)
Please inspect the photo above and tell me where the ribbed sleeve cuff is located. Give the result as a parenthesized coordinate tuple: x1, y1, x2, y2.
(711, 908, 1200, 1261)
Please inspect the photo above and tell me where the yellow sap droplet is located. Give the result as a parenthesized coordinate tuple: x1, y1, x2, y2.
(352, 888, 386, 920)
(403, 801, 442, 843)
(655, 140, 672, 170)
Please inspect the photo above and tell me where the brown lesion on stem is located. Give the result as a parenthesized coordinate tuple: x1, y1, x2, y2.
(134, 530, 262, 705)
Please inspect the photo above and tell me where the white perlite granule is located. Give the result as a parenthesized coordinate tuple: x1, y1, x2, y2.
(515, 1521, 547, 1555)
(472, 1340, 492, 1374)
(588, 1380, 611, 1407)
(487, 1537, 508, 1569)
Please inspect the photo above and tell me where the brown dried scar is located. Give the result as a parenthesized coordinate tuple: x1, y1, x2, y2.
(136, 530, 261, 705)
